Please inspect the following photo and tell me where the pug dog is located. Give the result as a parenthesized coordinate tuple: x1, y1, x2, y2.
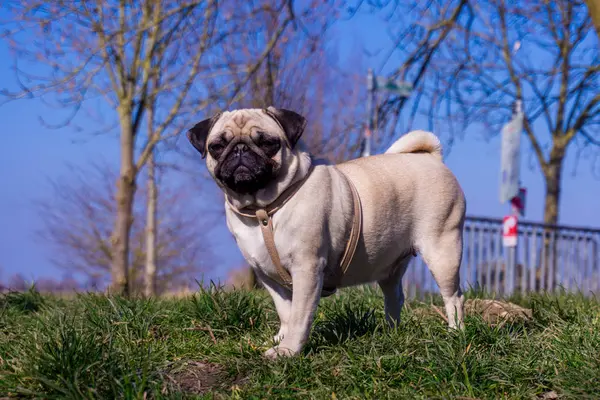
(187, 107, 466, 359)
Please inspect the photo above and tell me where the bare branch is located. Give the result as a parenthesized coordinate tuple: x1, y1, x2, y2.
(1, 0, 306, 294)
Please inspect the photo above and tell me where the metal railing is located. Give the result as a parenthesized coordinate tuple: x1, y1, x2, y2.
(403, 216, 600, 299)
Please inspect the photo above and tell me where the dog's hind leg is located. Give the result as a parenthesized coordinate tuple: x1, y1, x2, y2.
(418, 228, 465, 329)
(377, 258, 410, 327)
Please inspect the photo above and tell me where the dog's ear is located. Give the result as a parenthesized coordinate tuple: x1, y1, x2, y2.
(187, 112, 222, 158)
(264, 106, 307, 149)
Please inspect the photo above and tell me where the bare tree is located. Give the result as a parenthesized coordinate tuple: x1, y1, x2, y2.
(35, 161, 218, 295)
(346, 0, 472, 152)
(235, 2, 364, 162)
(444, 0, 597, 226)
(367, 0, 598, 227)
(2, 0, 299, 295)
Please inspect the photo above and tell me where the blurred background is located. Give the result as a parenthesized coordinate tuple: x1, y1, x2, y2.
(0, 0, 599, 297)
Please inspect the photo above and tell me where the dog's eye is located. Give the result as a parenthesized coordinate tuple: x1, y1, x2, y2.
(256, 134, 280, 157)
(208, 142, 225, 157)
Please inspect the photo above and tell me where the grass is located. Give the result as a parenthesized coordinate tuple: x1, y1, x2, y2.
(1, 285, 599, 399)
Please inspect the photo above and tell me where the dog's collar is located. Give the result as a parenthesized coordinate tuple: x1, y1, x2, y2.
(226, 166, 362, 297)
(225, 166, 314, 219)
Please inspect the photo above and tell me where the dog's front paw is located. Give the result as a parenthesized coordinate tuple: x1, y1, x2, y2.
(264, 345, 297, 360)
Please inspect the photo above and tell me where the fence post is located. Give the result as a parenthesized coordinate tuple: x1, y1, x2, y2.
(520, 228, 528, 295)
(477, 225, 484, 290)
(467, 226, 474, 290)
(495, 229, 503, 296)
(530, 228, 538, 292)
(505, 244, 516, 297)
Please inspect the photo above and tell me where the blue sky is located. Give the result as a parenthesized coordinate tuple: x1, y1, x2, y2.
(0, 9, 598, 285)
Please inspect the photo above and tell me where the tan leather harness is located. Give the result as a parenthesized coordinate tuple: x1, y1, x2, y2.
(226, 167, 362, 297)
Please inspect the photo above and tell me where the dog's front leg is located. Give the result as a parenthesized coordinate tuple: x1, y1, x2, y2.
(258, 273, 292, 343)
(264, 262, 324, 359)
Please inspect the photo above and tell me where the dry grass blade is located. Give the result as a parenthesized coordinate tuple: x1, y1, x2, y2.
(184, 325, 218, 344)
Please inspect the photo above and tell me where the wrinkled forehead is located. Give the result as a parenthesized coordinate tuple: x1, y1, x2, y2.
(209, 109, 283, 139)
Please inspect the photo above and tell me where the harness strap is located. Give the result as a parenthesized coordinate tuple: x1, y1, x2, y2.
(227, 167, 362, 296)
(338, 172, 362, 278)
(255, 208, 293, 287)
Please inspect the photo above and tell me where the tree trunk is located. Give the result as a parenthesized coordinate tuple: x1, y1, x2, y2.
(542, 144, 566, 291)
(111, 115, 136, 296)
(542, 146, 566, 226)
(145, 149, 158, 297)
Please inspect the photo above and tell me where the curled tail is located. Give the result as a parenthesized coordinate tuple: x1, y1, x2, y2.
(384, 130, 443, 161)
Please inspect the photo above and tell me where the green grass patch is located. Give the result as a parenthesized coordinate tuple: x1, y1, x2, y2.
(1, 286, 599, 399)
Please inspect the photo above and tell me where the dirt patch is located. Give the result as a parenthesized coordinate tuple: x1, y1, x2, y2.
(166, 360, 246, 395)
(467, 299, 532, 325)
(412, 299, 533, 326)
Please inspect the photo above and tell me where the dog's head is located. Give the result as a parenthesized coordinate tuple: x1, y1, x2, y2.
(187, 107, 306, 195)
